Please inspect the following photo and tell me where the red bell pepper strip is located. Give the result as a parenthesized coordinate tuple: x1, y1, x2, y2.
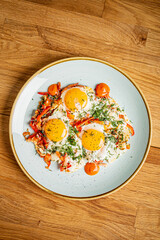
(29, 121, 39, 132)
(67, 162, 72, 168)
(41, 97, 52, 109)
(60, 166, 64, 171)
(119, 114, 124, 119)
(57, 82, 61, 91)
(127, 123, 135, 136)
(60, 83, 78, 95)
(27, 132, 37, 139)
(37, 92, 49, 95)
(44, 154, 51, 169)
(66, 110, 74, 119)
(37, 106, 50, 122)
(73, 117, 94, 131)
(38, 131, 48, 149)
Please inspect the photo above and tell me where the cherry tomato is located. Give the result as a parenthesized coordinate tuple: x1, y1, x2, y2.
(84, 162, 100, 176)
(48, 82, 61, 96)
(95, 83, 110, 98)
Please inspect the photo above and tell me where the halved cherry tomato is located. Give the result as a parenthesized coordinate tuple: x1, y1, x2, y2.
(84, 162, 100, 176)
(95, 83, 110, 98)
(48, 82, 61, 96)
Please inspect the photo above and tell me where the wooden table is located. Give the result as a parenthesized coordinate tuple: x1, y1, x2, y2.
(0, 1, 160, 239)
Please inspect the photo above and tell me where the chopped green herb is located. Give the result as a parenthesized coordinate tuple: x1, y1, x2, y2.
(82, 147, 87, 157)
(67, 135, 76, 146)
(73, 127, 79, 134)
(117, 120, 124, 125)
(107, 136, 117, 143)
(111, 121, 118, 127)
(110, 104, 115, 107)
(66, 146, 74, 156)
(51, 145, 58, 153)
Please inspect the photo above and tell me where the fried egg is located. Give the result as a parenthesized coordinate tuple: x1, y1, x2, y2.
(44, 119, 67, 142)
(42, 104, 84, 172)
(61, 86, 95, 120)
(78, 123, 107, 162)
(42, 105, 69, 144)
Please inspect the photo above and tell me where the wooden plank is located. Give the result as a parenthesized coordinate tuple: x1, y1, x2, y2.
(2, 18, 158, 58)
(108, 159, 160, 209)
(102, 0, 160, 31)
(0, 220, 78, 240)
(134, 228, 160, 240)
(145, 147, 160, 165)
(146, 29, 160, 55)
(0, 219, 135, 240)
(0, 0, 149, 48)
(0, 12, 5, 35)
(25, 0, 105, 17)
(135, 206, 160, 234)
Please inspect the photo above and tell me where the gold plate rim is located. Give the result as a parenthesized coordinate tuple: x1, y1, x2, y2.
(9, 57, 152, 200)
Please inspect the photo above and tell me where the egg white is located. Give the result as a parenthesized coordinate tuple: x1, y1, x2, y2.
(61, 86, 95, 119)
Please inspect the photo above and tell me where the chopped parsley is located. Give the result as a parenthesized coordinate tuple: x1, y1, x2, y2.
(107, 136, 117, 143)
(111, 121, 118, 127)
(51, 145, 58, 153)
(67, 135, 76, 146)
(82, 147, 87, 157)
(110, 104, 115, 107)
(91, 103, 110, 121)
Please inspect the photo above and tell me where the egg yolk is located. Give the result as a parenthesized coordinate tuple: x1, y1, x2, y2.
(85, 162, 100, 175)
(64, 88, 88, 112)
(82, 129, 105, 151)
(44, 119, 67, 142)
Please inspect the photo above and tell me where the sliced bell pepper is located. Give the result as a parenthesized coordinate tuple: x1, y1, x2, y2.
(37, 92, 49, 95)
(44, 154, 51, 169)
(66, 110, 74, 120)
(27, 132, 37, 140)
(29, 121, 38, 132)
(37, 106, 50, 122)
(119, 114, 124, 119)
(41, 97, 52, 109)
(61, 83, 78, 95)
(127, 123, 135, 136)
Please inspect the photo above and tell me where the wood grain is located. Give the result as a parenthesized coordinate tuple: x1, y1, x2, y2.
(26, 0, 105, 17)
(0, 0, 160, 239)
(103, 0, 160, 31)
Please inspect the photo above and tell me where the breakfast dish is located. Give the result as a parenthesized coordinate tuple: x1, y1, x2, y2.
(23, 82, 134, 175)
(10, 57, 151, 198)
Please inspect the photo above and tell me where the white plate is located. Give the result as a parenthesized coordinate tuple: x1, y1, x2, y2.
(9, 57, 151, 200)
